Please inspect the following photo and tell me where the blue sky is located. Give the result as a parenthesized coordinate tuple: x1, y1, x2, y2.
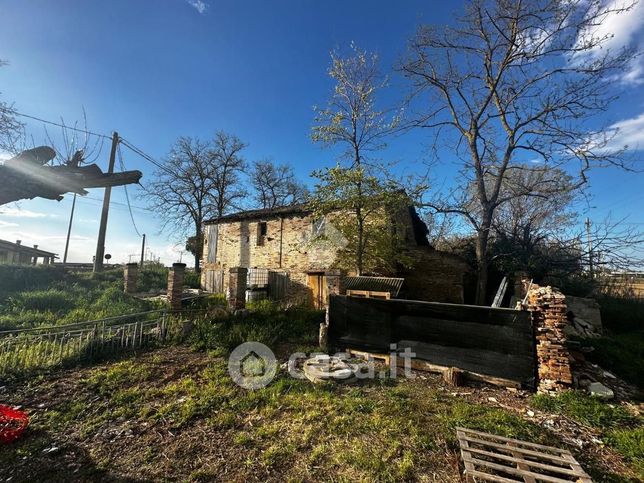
(0, 0, 642, 265)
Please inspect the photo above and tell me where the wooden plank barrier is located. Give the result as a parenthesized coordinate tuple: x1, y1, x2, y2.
(328, 295, 536, 388)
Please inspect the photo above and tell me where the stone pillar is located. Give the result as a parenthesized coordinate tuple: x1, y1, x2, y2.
(227, 267, 248, 310)
(167, 263, 186, 311)
(325, 270, 346, 305)
(124, 263, 139, 294)
(526, 284, 573, 394)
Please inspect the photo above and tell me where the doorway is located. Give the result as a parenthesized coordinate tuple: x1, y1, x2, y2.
(307, 272, 327, 309)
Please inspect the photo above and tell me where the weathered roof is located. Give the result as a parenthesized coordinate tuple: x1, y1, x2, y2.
(345, 276, 405, 297)
(204, 203, 310, 224)
(0, 239, 57, 257)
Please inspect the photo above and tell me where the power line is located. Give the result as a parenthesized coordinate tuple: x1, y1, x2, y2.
(7, 108, 112, 140)
(117, 142, 142, 237)
(119, 137, 173, 176)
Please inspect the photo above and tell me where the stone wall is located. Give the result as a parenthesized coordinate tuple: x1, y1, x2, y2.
(526, 284, 573, 394)
(401, 247, 468, 303)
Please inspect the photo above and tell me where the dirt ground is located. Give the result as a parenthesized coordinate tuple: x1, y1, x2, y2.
(1, 345, 641, 482)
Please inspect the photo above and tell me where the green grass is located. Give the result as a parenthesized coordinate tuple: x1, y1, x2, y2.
(8, 351, 632, 481)
(0, 266, 169, 330)
(531, 391, 643, 478)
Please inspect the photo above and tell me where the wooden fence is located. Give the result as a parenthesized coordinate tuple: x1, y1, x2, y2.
(0, 310, 176, 378)
(328, 295, 535, 388)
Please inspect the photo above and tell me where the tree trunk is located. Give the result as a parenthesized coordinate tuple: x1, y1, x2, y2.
(475, 226, 490, 305)
(356, 209, 364, 276)
(194, 227, 202, 273)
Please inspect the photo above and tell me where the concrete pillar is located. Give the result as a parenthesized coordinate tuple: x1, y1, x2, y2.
(227, 267, 248, 310)
(124, 263, 139, 294)
(167, 263, 186, 311)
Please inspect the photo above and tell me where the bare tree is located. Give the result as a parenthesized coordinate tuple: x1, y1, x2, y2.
(0, 61, 23, 154)
(144, 132, 247, 271)
(250, 158, 308, 209)
(312, 43, 405, 274)
(401, 0, 636, 303)
(210, 131, 247, 217)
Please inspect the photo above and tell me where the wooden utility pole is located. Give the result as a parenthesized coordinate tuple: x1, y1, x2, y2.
(140, 234, 146, 268)
(63, 193, 77, 264)
(93, 132, 119, 272)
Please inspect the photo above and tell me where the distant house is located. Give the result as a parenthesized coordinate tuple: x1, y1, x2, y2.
(0, 239, 57, 265)
(201, 204, 469, 306)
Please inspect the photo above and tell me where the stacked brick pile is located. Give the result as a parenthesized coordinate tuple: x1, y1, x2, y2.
(526, 284, 573, 393)
(167, 263, 186, 311)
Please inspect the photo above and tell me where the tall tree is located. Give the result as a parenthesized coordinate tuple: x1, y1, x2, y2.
(145, 132, 246, 271)
(312, 43, 403, 274)
(249, 158, 308, 209)
(310, 165, 413, 275)
(210, 131, 247, 217)
(401, 0, 635, 303)
(0, 60, 23, 154)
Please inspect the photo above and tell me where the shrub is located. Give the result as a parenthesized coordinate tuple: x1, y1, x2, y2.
(184, 270, 200, 289)
(190, 307, 322, 353)
(8, 290, 75, 313)
(0, 265, 64, 300)
(138, 265, 169, 293)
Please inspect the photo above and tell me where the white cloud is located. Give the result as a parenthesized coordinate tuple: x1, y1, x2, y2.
(186, 0, 208, 14)
(606, 112, 644, 151)
(0, 220, 18, 227)
(574, 0, 644, 84)
(583, 1, 644, 57)
(0, 207, 49, 218)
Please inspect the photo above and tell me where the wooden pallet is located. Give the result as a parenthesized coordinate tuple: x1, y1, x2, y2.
(456, 427, 592, 482)
(346, 289, 391, 299)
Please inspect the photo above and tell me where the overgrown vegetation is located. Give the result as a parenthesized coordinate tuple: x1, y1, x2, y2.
(190, 301, 322, 354)
(531, 391, 644, 476)
(0, 265, 168, 330)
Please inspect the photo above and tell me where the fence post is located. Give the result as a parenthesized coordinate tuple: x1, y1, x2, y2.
(227, 267, 248, 310)
(168, 263, 186, 311)
(124, 263, 139, 294)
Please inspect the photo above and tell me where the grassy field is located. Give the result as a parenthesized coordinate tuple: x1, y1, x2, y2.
(0, 264, 200, 331)
(2, 309, 642, 482)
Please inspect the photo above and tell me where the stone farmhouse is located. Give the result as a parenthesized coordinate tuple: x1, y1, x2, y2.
(200, 204, 469, 307)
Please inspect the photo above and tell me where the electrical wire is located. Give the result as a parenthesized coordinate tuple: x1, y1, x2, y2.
(117, 142, 142, 237)
(6, 108, 113, 140)
(119, 137, 174, 176)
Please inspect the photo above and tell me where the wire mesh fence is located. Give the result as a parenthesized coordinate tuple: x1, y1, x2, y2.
(0, 310, 187, 378)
